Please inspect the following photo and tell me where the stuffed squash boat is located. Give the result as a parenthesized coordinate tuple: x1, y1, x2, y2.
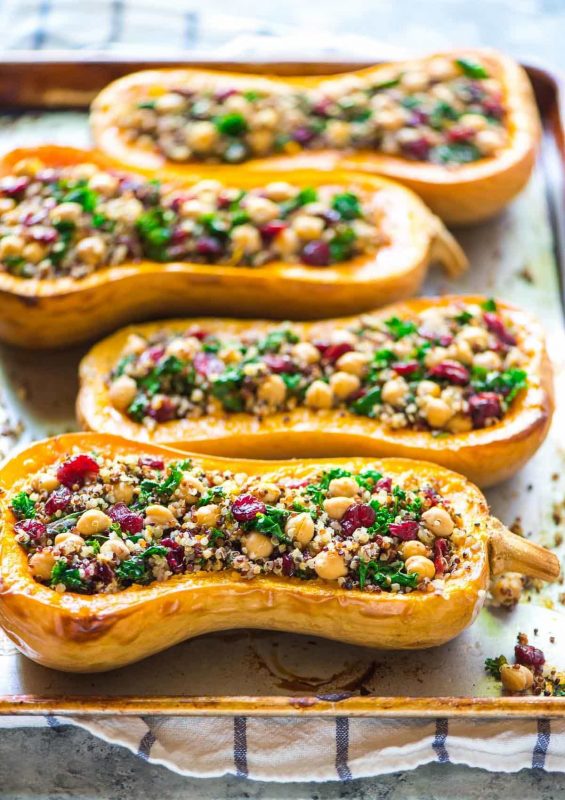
(0, 433, 558, 672)
(0, 146, 465, 348)
(90, 49, 540, 224)
(78, 296, 553, 487)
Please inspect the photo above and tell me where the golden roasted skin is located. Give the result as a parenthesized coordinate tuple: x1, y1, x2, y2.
(90, 49, 540, 225)
(0, 433, 558, 673)
(77, 296, 554, 488)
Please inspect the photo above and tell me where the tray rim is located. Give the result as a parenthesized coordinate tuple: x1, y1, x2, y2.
(0, 53, 563, 717)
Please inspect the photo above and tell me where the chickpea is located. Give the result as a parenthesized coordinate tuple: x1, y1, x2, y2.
(76, 509, 112, 536)
(255, 108, 279, 129)
(155, 92, 186, 114)
(166, 336, 199, 361)
(305, 380, 334, 410)
(244, 196, 280, 225)
(265, 182, 295, 202)
(382, 377, 409, 407)
(328, 477, 359, 498)
(179, 199, 204, 219)
(178, 474, 206, 503)
(247, 130, 274, 156)
(314, 550, 348, 581)
(291, 214, 325, 241)
(254, 483, 281, 504)
(242, 532, 274, 560)
(421, 507, 454, 538)
(100, 539, 130, 561)
(500, 663, 534, 692)
(88, 172, 119, 196)
(292, 342, 320, 365)
(54, 533, 85, 554)
(145, 504, 176, 527)
(423, 397, 454, 429)
(29, 550, 56, 580)
(459, 113, 488, 132)
(0, 198, 16, 214)
(186, 121, 219, 153)
(22, 242, 47, 264)
(257, 374, 287, 407)
(490, 572, 524, 608)
(323, 496, 355, 520)
(194, 504, 221, 527)
(401, 70, 428, 91)
(329, 371, 360, 400)
(112, 482, 134, 505)
(273, 227, 299, 257)
(476, 128, 506, 155)
(0, 234, 24, 259)
(231, 224, 261, 255)
(457, 326, 489, 350)
(416, 380, 441, 399)
(378, 108, 406, 131)
(473, 351, 502, 371)
(76, 236, 107, 267)
(399, 540, 428, 559)
(33, 472, 59, 492)
(286, 512, 315, 546)
(336, 351, 368, 377)
(325, 120, 351, 147)
(51, 202, 82, 224)
(451, 339, 473, 366)
(105, 197, 144, 224)
(428, 57, 458, 81)
(109, 375, 138, 412)
(405, 555, 436, 581)
(71, 162, 99, 180)
(447, 413, 473, 434)
(424, 347, 450, 369)
(13, 157, 43, 177)
(124, 333, 147, 356)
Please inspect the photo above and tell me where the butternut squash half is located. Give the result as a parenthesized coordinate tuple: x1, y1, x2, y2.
(0, 432, 559, 672)
(90, 49, 540, 224)
(0, 145, 465, 349)
(78, 296, 553, 488)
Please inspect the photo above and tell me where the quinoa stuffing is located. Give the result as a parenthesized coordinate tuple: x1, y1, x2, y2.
(485, 633, 565, 696)
(0, 158, 383, 279)
(114, 56, 507, 165)
(11, 450, 476, 595)
(109, 299, 528, 432)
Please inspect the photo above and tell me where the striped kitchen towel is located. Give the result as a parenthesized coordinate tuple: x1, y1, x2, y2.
(0, 714, 563, 779)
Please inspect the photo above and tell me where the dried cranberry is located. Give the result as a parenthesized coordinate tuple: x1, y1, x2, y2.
(185, 327, 207, 341)
(284, 479, 310, 489)
(195, 236, 224, 258)
(515, 643, 545, 669)
(419, 328, 454, 347)
(281, 554, 295, 576)
(56, 454, 99, 488)
(147, 398, 177, 423)
(341, 504, 376, 536)
(447, 126, 474, 143)
(423, 486, 441, 506)
(292, 126, 316, 145)
(30, 226, 58, 244)
(409, 109, 429, 126)
(468, 392, 502, 428)
(85, 560, 114, 585)
(401, 137, 431, 160)
(317, 208, 341, 225)
(434, 538, 449, 576)
(0, 176, 29, 197)
(483, 312, 516, 345)
(301, 240, 331, 267)
(312, 98, 332, 116)
(231, 494, 266, 522)
(482, 98, 504, 119)
(259, 220, 287, 239)
(193, 351, 224, 378)
(14, 518, 46, 541)
(389, 520, 419, 541)
(139, 456, 165, 470)
(171, 227, 189, 244)
(376, 477, 392, 491)
(45, 486, 72, 516)
(22, 210, 48, 226)
(263, 354, 295, 373)
(161, 537, 185, 574)
(314, 341, 353, 364)
(143, 345, 165, 364)
(429, 360, 470, 385)
(392, 361, 420, 377)
(215, 87, 238, 102)
(108, 503, 143, 535)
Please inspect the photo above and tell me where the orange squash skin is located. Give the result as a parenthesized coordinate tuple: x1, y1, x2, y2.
(0, 432, 498, 672)
(78, 296, 554, 488)
(0, 146, 465, 350)
(90, 49, 541, 225)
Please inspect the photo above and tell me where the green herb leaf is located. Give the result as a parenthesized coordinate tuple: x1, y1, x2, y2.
(214, 113, 248, 137)
(481, 297, 497, 312)
(456, 57, 489, 79)
(331, 192, 361, 221)
(50, 560, 85, 591)
(11, 491, 36, 519)
(431, 143, 481, 165)
(484, 655, 508, 679)
(385, 317, 417, 340)
(196, 486, 225, 508)
(349, 386, 382, 417)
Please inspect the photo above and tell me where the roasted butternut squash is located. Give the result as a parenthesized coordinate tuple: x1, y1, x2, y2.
(0, 432, 558, 672)
(0, 145, 465, 349)
(78, 295, 553, 488)
(90, 49, 540, 225)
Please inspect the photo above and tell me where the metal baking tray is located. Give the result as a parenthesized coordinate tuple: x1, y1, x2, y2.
(0, 56, 564, 717)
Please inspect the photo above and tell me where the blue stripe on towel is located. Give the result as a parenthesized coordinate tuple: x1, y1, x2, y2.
(107, 0, 124, 46)
(32, 0, 51, 49)
(137, 729, 156, 761)
(234, 717, 248, 777)
(532, 719, 551, 769)
(432, 718, 449, 763)
(335, 717, 353, 781)
(184, 12, 198, 48)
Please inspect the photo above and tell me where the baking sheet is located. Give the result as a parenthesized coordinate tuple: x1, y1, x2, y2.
(0, 64, 564, 715)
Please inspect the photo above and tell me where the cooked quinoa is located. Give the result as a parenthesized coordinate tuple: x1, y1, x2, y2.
(0, 158, 383, 279)
(115, 56, 507, 165)
(109, 299, 528, 432)
(11, 450, 477, 595)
